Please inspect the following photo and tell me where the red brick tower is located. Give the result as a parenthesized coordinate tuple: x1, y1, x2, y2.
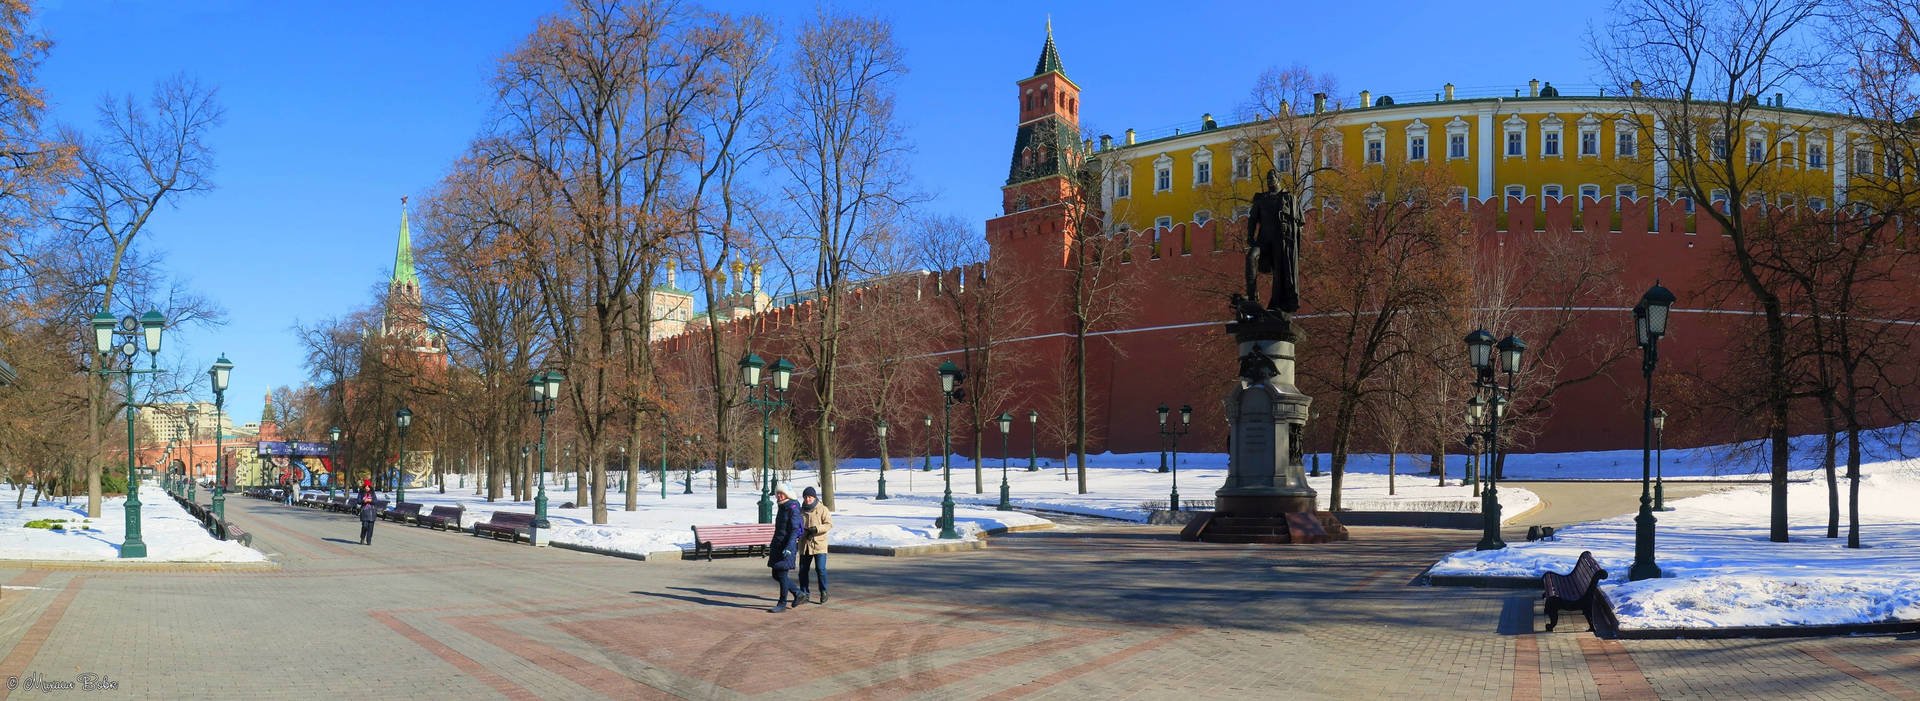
(985, 21, 1085, 336)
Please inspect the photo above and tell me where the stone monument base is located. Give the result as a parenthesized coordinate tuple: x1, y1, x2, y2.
(1216, 492, 1317, 517)
(1182, 510, 1349, 544)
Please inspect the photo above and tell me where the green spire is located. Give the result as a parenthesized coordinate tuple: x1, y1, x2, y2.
(1033, 18, 1063, 77)
(393, 197, 418, 288)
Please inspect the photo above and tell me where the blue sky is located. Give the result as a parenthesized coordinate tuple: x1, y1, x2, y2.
(33, 0, 1603, 425)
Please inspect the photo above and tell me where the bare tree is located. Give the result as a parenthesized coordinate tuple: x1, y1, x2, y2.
(1298, 163, 1474, 511)
(491, 0, 720, 524)
(769, 10, 911, 509)
(1594, 0, 1829, 542)
(55, 75, 222, 517)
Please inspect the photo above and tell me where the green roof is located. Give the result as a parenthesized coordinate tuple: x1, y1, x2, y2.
(1033, 21, 1063, 77)
(392, 200, 418, 287)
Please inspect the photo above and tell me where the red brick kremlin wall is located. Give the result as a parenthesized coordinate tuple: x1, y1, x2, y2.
(656, 196, 1916, 461)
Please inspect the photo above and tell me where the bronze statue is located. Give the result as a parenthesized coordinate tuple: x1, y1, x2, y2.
(1243, 169, 1301, 315)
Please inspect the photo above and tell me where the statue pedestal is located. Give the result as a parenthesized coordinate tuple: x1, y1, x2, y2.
(1194, 316, 1347, 544)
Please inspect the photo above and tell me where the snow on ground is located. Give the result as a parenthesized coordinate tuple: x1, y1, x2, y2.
(775, 462, 1537, 524)
(0, 484, 266, 563)
(1429, 456, 1920, 630)
(351, 482, 1048, 559)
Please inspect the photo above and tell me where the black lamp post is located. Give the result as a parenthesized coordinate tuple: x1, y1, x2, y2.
(186, 405, 199, 501)
(394, 407, 412, 506)
(1157, 404, 1192, 511)
(936, 360, 966, 539)
(1654, 408, 1668, 511)
(875, 419, 890, 500)
(739, 353, 794, 524)
(1465, 328, 1524, 551)
(327, 425, 342, 500)
(91, 308, 165, 558)
(1631, 283, 1676, 581)
(1465, 395, 1483, 498)
(526, 370, 561, 529)
(922, 415, 933, 471)
(1026, 410, 1038, 471)
(996, 412, 1013, 511)
(210, 355, 232, 526)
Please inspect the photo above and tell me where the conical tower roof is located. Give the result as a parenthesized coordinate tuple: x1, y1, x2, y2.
(392, 197, 418, 288)
(1033, 17, 1064, 77)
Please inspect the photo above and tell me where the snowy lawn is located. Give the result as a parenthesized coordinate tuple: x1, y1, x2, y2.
(1429, 457, 1920, 630)
(347, 481, 1049, 559)
(0, 484, 266, 563)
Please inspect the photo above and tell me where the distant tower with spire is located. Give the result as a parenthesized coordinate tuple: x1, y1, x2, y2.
(381, 196, 445, 360)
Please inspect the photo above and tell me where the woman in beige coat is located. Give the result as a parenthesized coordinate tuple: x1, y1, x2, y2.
(798, 486, 832, 604)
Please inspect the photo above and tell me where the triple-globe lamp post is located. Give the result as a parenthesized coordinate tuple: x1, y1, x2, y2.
(1464, 329, 1525, 551)
(91, 309, 167, 558)
(739, 353, 794, 524)
(526, 369, 563, 530)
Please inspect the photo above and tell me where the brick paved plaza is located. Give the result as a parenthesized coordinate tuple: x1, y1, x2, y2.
(0, 495, 1915, 700)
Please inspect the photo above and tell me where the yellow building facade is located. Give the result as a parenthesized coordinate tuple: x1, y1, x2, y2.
(1097, 85, 1883, 235)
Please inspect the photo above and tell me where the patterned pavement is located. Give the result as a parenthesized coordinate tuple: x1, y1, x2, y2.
(0, 493, 1914, 699)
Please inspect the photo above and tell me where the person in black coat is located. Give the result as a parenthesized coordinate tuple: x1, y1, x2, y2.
(358, 493, 378, 545)
(766, 487, 805, 612)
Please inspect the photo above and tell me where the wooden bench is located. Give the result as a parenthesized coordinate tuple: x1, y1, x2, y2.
(473, 512, 536, 543)
(381, 502, 422, 523)
(213, 520, 252, 547)
(1541, 551, 1609, 632)
(416, 505, 464, 531)
(687, 523, 775, 561)
(326, 496, 348, 512)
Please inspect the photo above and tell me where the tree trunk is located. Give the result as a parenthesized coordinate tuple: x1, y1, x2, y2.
(1822, 399, 1838, 539)
(1074, 329, 1088, 494)
(972, 426, 984, 494)
(1387, 449, 1397, 496)
(1846, 424, 1861, 549)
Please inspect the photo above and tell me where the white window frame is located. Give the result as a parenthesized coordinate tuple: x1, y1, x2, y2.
(1504, 115, 1527, 158)
(1192, 148, 1213, 186)
(1406, 119, 1430, 163)
(1710, 132, 1729, 161)
(1274, 144, 1293, 175)
(1504, 184, 1524, 211)
(1540, 114, 1564, 158)
(1153, 154, 1173, 192)
(1809, 196, 1827, 211)
(1747, 134, 1765, 164)
(1579, 184, 1600, 209)
(1577, 114, 1601, 158)
(1446, 117, 1470, 160)
(1807, 140, 1826, 169)
(1232, 204, 1250, 220)
(1542, 184, 1564, 201)
(1194, 210, 1213, 227)
(1616, 121, 1638, 158)
(1231, 151, 1251, 181)
(1888, 152, 1904, 179)
(1854, 145, 1874, 176)
(1363, 123, 1386, 165)
(1115, 171, 1131, 199)
(1710, 189, 1728, 212)
(1615, 184, 1637, 211)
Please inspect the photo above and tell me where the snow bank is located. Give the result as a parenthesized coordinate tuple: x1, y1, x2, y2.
(0, 484, 266, 563)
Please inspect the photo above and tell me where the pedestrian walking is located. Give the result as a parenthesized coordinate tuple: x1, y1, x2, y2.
(357, 478, 375, 504)
(798, 486, 832, 605)
(766, 487, 805, 613)
(358, 491, 377, 545)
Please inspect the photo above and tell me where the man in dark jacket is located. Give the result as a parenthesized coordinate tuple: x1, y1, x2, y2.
(766, 487, 805, 612)
(358, 493, 378, 545)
